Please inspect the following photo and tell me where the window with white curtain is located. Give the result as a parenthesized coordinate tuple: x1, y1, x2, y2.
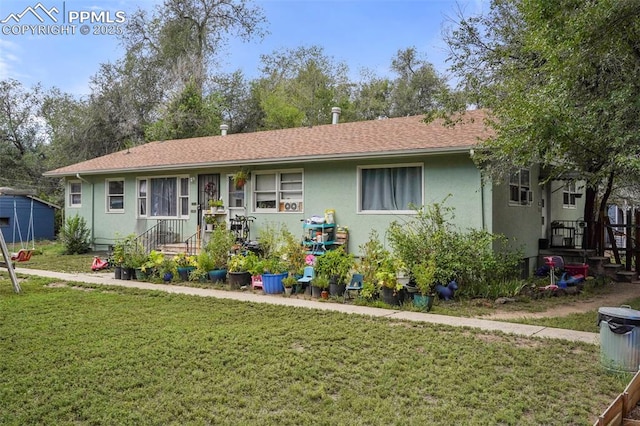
(359, 164, 423, 212)
(137, 176, 189, 218)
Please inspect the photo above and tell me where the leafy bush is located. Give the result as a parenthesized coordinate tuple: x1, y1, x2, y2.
(387, 200, 522, 298)
(59, 214, 91, 254)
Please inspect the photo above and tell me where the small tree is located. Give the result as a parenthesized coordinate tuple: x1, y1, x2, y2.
(59, 214, 91, 254)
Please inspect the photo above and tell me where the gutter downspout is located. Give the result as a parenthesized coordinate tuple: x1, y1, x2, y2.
(75, 173, 94, 247)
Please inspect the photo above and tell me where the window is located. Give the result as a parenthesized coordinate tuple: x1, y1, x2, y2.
(359, 164, 423, 212)
(106, 179, 124, 212)
(509, 169, 532, 206)
(138, 179, 147, 216)
(228, 176, 245, 208)
(0, 217, 8, 227)
(137, 176, 189, 218)
(563, 182, 578, 209)
(69, 181, 82, 207)
(253, 170, 303, 212)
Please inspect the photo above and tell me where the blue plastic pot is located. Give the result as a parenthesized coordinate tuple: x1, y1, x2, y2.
(262, 272, 287, 294)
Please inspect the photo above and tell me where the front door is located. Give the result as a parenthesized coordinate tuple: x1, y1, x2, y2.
(198, 174, 220, 226)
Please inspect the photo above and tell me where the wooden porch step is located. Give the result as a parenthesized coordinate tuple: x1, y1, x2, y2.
(588, 256, 611, 277)
(616, 270, 637, 283)
(158, 243, 199, 256)
(604, 263, 624, 281)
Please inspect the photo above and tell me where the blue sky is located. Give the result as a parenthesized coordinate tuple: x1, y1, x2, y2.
(0, 0, 486, 96)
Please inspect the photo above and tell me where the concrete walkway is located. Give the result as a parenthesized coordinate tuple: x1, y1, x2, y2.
(14, 267, 600, 345)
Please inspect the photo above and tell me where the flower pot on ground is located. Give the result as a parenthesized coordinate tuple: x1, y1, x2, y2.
(311, 274, 329, 298)
(411, 261, 437, 311)
(176, 266, 195, 281)
(315, 247, 354, 296)
(282, 275, 298, 296)
(174, 253, 197, 281)
(329, 276, 346, 297)
(121, 267, 134, 280)
(228, 271, 251, 289)
(114, 265, 122, 279)
(262, 272, 287, 294)
(208, 269, 227, 283)
(413, 294, 434, 312)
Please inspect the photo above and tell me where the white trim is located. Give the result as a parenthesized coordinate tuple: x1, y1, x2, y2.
(508, 169, 533, 207)
(357, 162, 424, 214)
(252, 169, 304, 213)
(105, 178, 125, 213)
(136, 174, 190, 219)
(68, 180, 82, 208)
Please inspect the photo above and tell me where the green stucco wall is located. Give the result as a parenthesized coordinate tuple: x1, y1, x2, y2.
(64, 153, 488, 257)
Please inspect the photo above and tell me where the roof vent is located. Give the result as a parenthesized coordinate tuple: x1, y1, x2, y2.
(331, 107, 341, 125)
(220, 124, 229, 136)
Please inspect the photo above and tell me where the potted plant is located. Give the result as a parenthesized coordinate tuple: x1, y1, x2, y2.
(208, 198, 224, 212)
(111, 234, 132, 279)
(174, 252, 197, 281)
(232, 169, 250, 188)
(140, 250, 165, 280)
(123, 240, 147, 280)
(375, 256, 406, 306)
(261, 256, 288, 294)
(158, 256, 177, 282)
(203, 223, 235, 283)
(204, 215, 217, 231)
(281, 228, 306, 277)
(411, 259, 437, 311)
(315, 246, 355, 296)
(195, 251, 218, 283)
(311, 274, 329, 298)
(282, 275, 298, 296)
(227, 251, 257, 289)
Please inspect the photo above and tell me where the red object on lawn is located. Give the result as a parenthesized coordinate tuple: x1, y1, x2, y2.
(91, 256, 109, 271)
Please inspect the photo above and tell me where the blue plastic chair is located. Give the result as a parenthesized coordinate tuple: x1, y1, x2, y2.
(343, 273, 364, 302)
(298, 266, 315, 284)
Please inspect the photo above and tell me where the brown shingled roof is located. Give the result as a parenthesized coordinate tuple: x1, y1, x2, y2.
(44, 110, 490, 177)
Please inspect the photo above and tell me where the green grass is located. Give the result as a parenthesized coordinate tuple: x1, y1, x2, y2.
(0, 276, 631, 424)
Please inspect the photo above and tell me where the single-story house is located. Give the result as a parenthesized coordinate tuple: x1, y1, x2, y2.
(0, 188, 59, 244)
(44, 109, 585, 274)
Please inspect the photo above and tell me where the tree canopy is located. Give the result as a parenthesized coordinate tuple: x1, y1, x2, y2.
(442, 0, 640, 249)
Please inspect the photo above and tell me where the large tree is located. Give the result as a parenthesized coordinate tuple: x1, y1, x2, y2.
(442, 0, 640, 251)
(255, 45, 353, 129)
(123, 0, 266, 96)
(0, 79, 49, 189)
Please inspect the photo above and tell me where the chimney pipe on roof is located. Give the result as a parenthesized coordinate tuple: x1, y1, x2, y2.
(220, 124, 229, 136)
(331, 107, 341, 125)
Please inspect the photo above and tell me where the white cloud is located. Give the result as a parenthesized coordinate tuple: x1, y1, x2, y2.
(0, 38, 23, 80)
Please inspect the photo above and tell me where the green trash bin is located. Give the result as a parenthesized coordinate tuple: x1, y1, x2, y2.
(598, 306, 640, 372)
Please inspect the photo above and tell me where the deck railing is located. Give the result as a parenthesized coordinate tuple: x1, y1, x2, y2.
(135, 219, 185, 253)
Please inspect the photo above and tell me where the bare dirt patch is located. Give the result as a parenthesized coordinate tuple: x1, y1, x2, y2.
(483, 281, 640, 321)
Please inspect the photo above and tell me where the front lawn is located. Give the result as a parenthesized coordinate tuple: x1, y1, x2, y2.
(0, 276, 629, 424)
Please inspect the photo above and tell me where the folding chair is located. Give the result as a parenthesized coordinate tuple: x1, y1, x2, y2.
(343, 273, 364, 302)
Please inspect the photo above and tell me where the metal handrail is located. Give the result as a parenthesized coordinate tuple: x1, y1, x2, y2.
(134, 219, 185, 253)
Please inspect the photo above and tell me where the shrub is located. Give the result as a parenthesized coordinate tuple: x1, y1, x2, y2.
(387, 200, 522, 298)
(59, 214, 91, 254)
